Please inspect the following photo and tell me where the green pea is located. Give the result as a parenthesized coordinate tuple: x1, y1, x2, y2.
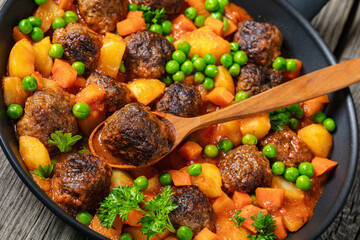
(210, 12, 223, 20)
(77, 211, 93, 225)
(177, 226, 193, 240)
(161, 75, 173, 86)
(150, 24, 163, 34)
(262, 144, 276, 158)
(181, 61, 194, 75)
(28, 16, 42, 28)
(203, 77, 215, 91)
(272, 161, 285, 175)
(162, 20, 173, 35)
(7, 104, 23, 119)
(205, 0, 220, 12)
(312, 111, 327, 124)
(49, 44, 64, 58)
(193, 72, 205, 84)
(219, 0, 229, 5)
(287, 103, 301, 112)
(272, 57, 287, 72)
(64, 11, 78, 24)
(194, 15, 206, 28)
(72, 102, 91, 119)
(233, 51, 248, 66)
(284, 167, 300, 182)
(230, 42, 239, 52)
(120, 233, 133, 240)
(217, 3, 225, 13)
(223, 17, 228, 31)
(298, 162, 315, 178)
(286, 59, 298, 72)
(185, 7, 197, 20)
(177, 41, 191, 56)
(229, 63, 241, 76)
(204, 65, 219, 77)
(293, 109, 304, 118)
(188, 164, 202, 176)
(22, 76, 38, 92)
(277, 113, 290, 125)
(235, 91, 249, 102)
(218, 139, 234, 152)
(275, 108, 286, 113)
(242, 133, 257, 145)
(172, 50, 187, 64)
(134, 176, 149, 191)
(159, 172, 173, 186)
(172, 71, 186, 82)
(30, 27, 44, 42)
(191, 54, 200, 62)
(220, 53, 233, 68)
(128, 3, 139, 11)
(193, 58, 206, 71)
(18, 19, 33, 34)
(296, 175, 311, 191)
(289, 118, 299, 131)
(166, 36, 174, 44)
(203, 53, 217, 65)
(34, 0, 47, 5)
(204, 144, 219, 158)
(52, 17, 66, 30)
(166, 60, 180, 74)
(72, 61, 85, 75)
(119, 62, 126, 73)
(323, 118, 336, 132)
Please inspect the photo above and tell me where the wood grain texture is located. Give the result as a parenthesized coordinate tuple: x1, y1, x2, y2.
(0, 0, 359, 239)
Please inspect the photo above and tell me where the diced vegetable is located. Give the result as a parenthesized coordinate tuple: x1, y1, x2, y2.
(145, 175, 162, 194)
(31, 71, 43, 90)
(224, 3, 253, 25)
(171, 14, 197, 41)
(97, 33, 126, 78)
(89, 215, 123, 240)
(127, 79, 166, 106)
(179, 141, 203, 161)
(2, 76, 31, 107)
(311, 157, 338, 177)
(127, 10, 143, 19)
(73, 76, 86, 88)
(298, 124, 333, 157)
(218, 120, 243, 146)
(255, 187, 285, 210)
(193, 227, 220, 240)
(302, 95, 329, 118)
(207, 87, 234, 106)
(19, 136, 51, 171)
(188, 0, 210, 18)
(42, 78, 59, 89)
(232, 191, 252, 210)
(77, 110, 106, 137)
(125, 210, 143, 227)
(216, 216, 248, 240)
(273, 217, 288, 240)
(282, 203, 312, 232)
(58, 0, 74, 10)
(111, 169, 134, 188)
(191, 163, 222, 198)
(271, 176, 304, 200)
(212, 192, 236, 217)
(116, 17, 147, 36)
(75, 84, 106, 106)
(223, 19, 237, 37)
(283, 59, 302, 80)
(51, 59, 78, 88)
(240, 205, 268, 233)
(12, 26, 32, 43)
(169, 170, 192, 187)
(33, 36, 53, 77)
(34, 0, 64, 32)
(239, 113, 271, 140)
(214, 66, 235, 95)
(8, 38, 35, 78)
(204, 17, 224, 36)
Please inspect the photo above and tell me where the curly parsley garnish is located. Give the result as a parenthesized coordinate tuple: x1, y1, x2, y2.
(33, 163, 54, 179)
(232, 210, 246, 227)
(97, 185, 177, 239)
(48, 131, 82, 152)
(248, 212, 277, 240)
(139, 5, 166, 24)
(78, 146, 89, 154)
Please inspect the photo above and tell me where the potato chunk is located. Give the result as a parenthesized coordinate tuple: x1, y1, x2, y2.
(33, 36, 53, 77)
(214, 66, 235, 95)
(2, 76, 31, 107)
(298, 124, 332, 157)
(111, 169, 133, 188)
(239, 113, 271, 140)
(34, 0, 64, 32)
(8, 38, 35, 78)
(128, 79, 165, 105)
(191, 163, 222, 198)
(19, 136, 51, 171)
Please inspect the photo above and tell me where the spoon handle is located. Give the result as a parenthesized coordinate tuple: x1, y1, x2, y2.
(196, 58, 360, 129)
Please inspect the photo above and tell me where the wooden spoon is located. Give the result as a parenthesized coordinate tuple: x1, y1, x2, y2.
(90, 58, 360, 169)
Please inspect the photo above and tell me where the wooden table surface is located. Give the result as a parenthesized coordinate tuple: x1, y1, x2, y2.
(0, 0, 359, 239)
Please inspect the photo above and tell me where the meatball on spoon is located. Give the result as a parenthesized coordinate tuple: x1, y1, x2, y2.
(90, 59, 360, 169)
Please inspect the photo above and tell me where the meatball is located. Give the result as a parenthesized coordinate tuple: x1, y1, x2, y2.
(218, 145, 272, 193)
(87, 73, 131, 112)
(78, 0, 128, 33)
(129, 0, 185, 16)
(52, 154, 112, 216)
(52, 23, 101, 75)
(236, 63, 285, 96)
(124, 31, 174, 80)
(169, 186, 216, 235)
(233, 20, 283, 67)
(259, 128, 313, 168)
(101, 103, 168, 166)
(156, 82, 202, 117)
(17, 88, 77, 154)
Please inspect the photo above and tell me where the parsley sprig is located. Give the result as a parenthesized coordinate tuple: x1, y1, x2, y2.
(48, 131, 82, 152)
(33, 162, 55, 179)
(139, 5, 166, 24)
(97, 185, 177, 239)
(232, 210, 246, 227)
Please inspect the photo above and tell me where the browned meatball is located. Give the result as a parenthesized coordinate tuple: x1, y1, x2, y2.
(236, 63, 284, 97)
(101, 103, 168, 166)
(52, 23, 101, 75)
(129, 0, 185, 15)
(52, 154, 111, 216)
(259, 128, 313, 168)
(17, 88, 77, 154)
(156, 82, 202, 117)
(87, 73, 131, 112)
(124, 31, 174, 80)
(218, 145, 272, 193)
(169, 186, 216, 235)
(78, 0, 128, 33)
(233, 20, 283, 67)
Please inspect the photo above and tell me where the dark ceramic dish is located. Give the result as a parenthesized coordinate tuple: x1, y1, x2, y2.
(0, 0, 358, 239)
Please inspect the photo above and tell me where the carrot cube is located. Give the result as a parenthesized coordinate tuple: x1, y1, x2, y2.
(311, 157, 338, 177)
(51, 59, 77, 88)
(193, 227, 220, 240)
(283, 59, 303, 80)
(212, 192, 236, 217)
(302, 94, 329, 118)
(207, 87, 234, 107)
(125, 210, 143, 227)
(169, 170, 192, 187)
(232, 191, 253, 210)
(178, 141, 203, 161)
(116, 18, 146, 36)
(255, 187, 285, 210)
(241, 205, 268, 233)
(273, 216, 288, 240)
(31, 71, 43, 90)
(127, 10, 143, 19)
(75, 83, 106, 106)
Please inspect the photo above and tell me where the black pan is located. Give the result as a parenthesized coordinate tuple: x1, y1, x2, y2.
(0, 0, 358, 239)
